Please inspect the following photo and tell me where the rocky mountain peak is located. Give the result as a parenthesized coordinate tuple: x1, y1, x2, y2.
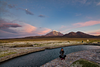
(45, 30, 63, 36)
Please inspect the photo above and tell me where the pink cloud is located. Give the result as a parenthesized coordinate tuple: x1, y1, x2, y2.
(97, 2, 100, 6)
(37, 28, 51, 35)
(59, 20, 100, 33)
(60, 25, 66, 29)
(86, 16, 92, 19)
(87, 29, 100, 36)
(20, 23, 37, 33)
(73, 21, 100, 27)
(0, 20, 51, 39)
(7, 22, 37, 34)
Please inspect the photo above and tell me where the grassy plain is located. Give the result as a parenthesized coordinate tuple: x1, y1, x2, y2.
(0, 37, 100, 43)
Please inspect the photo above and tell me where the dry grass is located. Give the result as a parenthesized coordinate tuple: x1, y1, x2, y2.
(0, 37, 100, 43)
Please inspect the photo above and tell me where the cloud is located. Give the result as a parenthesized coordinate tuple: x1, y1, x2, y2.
(73, 21, 100, 27)
(8, 4, 16, 8)
(0, 20, 51, 39)
(86, 16, 92, 19)
(17, 22, 37, 33)
(0, 23, 22, 29)
(0, 19, 22, 29)
(19, 8, 34, 15)
(87, 29, 100, 36)
(71, 0, 87, 4)
(38, 14, 45, 17)
(0, 1, 33, 16)
(37, 28, 51, 35)
(25, 9, 34, 15)
(60, 25, 66, 29)
(97, 2, 100, 5)
(0, 1, 8, 13)
(60, 20, 100, 33)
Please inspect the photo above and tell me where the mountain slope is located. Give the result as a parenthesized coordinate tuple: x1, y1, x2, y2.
(63, 31, 95, 38)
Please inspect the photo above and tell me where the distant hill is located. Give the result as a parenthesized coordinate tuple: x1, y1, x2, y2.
(63, 31, 95, 38)
(45, 30, 63, 36)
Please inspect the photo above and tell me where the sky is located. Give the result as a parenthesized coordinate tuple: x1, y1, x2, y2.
(0, 0, 100, 39)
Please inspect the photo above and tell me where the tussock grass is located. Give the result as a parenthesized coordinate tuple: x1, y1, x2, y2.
(71, 59, 100, 67)
(0, 52, 16, 58)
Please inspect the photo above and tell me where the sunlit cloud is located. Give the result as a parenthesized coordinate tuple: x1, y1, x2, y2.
(0, 20, 51, 39)
(97, 2, 100, 6)
(37, 28, 51, 35)
(17, 22, 37, 33)
(73, 21, 100, 27)
(60, 20, 100, 33)
(87, 29, 100, 36)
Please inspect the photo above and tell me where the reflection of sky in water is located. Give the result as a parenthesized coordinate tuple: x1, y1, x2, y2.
(0, 45, 100, 67)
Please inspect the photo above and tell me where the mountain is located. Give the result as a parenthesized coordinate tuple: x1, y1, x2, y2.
(63, 31, 95, 38)
(23, 31, 99, 38)
(45, 30, 63, 36)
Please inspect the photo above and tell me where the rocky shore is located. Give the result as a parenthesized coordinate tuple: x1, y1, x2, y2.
(41, 49, 100, 67)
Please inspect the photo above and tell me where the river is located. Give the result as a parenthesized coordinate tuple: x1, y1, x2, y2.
(0, 45, 100, 67)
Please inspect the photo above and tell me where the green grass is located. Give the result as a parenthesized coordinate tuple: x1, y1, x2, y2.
(0, 52, 16, 58)
(71, 59, 100, 67)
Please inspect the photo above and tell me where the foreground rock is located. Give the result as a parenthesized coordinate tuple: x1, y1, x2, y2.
(41, 49, 100, 67)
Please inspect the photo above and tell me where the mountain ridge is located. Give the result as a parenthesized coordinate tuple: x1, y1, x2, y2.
(63, 31, 95, 38)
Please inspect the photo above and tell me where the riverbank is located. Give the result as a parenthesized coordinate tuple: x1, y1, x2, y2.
(0, 41, 100, 63)
(41, 49, 100, 67)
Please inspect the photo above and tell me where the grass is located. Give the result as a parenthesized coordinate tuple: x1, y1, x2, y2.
(12, 44, 33, 47)
(71, 59, 100, 67)
(0, 52, 16, 58)
(0, 37, 100, 43)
